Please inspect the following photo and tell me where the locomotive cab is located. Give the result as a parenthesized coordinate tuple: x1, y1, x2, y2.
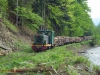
(34, 34, 48, 45)
(38, 30, 54, 45)
(32, 30, 54, 52)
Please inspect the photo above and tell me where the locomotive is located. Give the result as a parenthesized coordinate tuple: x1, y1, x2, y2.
(31, 30, 55, 52)
(32, 30, 92, 52)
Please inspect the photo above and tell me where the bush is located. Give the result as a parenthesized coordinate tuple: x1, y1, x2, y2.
(0, 0, 8, 18)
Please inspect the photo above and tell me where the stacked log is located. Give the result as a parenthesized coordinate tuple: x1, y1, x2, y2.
(65, 37, 70, 44)
(54, 36, 91, 46)
(54, 36, 66, 46)
(54, 37, 59, 46)
(69, 37, 76, 43)
(74, 37, 82, 43)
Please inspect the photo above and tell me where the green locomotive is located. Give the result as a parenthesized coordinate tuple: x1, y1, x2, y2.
(32, 30, 55, 52)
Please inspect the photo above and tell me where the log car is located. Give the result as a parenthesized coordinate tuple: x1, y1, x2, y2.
(54, 36, 90, 46)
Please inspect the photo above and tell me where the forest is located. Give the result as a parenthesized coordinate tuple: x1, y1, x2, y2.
(0, 0, 99, 37)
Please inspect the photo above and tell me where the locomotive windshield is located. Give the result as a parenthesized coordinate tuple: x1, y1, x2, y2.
(36, 36, 42, 43)
(34, 34, 49, 45)
(34, 34, 44, 44)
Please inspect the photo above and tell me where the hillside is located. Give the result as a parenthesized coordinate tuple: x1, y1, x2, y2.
(0, 20, 33, 55)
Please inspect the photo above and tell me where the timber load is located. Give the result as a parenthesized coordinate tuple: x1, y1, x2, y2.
(54, 36, 92, 46)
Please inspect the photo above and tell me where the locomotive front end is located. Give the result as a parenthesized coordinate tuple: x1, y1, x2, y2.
(32, 34, 48, 52)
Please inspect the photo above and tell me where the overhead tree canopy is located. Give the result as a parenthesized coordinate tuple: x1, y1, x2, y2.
(1, 0, 95, 36)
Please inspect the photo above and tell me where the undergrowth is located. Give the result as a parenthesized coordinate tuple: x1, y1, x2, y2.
(4, 20, 18, 32)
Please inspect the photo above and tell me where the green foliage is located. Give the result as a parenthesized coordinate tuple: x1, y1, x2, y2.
(0, 0, 8, 18)
(15, 7, 44, 30)
(4, 0, 95, 36)
(4, 20, 18, 32)
(93, 65, 100, 71)
(74, 56, 87, 64)
(74, 2, 94, 36)
(7, 0, 42, 31)
(32, 0, 94, 36)
(96, 23, 100, 35)
(92, 23, 100, 45)
(93, 35, 100, 45)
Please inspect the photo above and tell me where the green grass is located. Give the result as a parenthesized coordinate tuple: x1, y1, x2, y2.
(0, 42, 91, 75)
(93, 65, 100, 71)
(4, 20, 18, 32)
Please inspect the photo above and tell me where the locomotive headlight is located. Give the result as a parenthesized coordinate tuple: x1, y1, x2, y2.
(36, 46, 40, 49)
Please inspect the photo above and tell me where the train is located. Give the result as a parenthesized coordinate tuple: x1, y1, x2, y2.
(31, 30, 92, 52)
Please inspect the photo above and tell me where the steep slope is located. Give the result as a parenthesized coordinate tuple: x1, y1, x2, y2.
(0, 20, 33, 55)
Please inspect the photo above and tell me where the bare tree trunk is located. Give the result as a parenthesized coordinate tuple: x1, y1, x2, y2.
(44, 0, 46, 25)
(21, 0, 23, 26)
(16, 0, 18, 26)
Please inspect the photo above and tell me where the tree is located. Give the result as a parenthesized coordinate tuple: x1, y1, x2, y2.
(0, 0, 8, 18)
(6, 0, 94, 36)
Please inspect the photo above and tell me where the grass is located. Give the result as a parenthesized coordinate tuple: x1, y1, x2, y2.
(4, 20, 18, 32)
(93, 65, 100, 71)
(0, 42, 91, 75)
